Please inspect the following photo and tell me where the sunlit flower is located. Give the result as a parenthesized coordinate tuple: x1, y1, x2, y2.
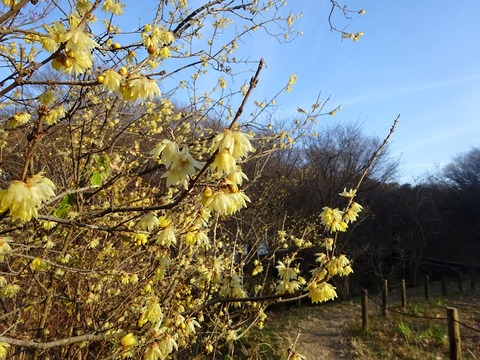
(307, 282, 337, 303)
(320, 206, 348, 233)
(227, 167, 248, 185)
(137, 213, 159, 231)
(64, 27, 98, 53)
(7, 112, 31, 129)
(339, 188, 357, 198)
(30, 257, 49, 271)
(120, 332, 137, 348)
(344, 201, 363, 223)
(212, 129, 254, 160)
(138, 296, 163, 327)
(102, 0, 125, 15)
(45, 21, 68, 45)
(161, 146, 204, 188)
(0, 173, 55, 222)
(0, 236, 12, 262)
(157, 225, 176, 247)
(101, 69, 124, 93)
(0, 341, 10, 359)
(211, 149, 236, 175)
(122, 76, 161, 101)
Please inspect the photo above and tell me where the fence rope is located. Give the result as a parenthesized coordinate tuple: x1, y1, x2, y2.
(366, 295, 447, 320)
(455, 319, 480, 334)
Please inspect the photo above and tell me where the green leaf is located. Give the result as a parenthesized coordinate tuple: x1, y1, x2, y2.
(90, 171, 103, 186)
(54, 194, 75, 218)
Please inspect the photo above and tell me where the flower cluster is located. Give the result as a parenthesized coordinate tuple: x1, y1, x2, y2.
(142, 25, 175, 59)
(150, 140, 204, 189)
(275, 258, 305, 295)
(7, 112, 31, 129)
(46, 20, 98, 75)
(201, 184, 250, 216)
(0, 173, 56, 222)
(211, 129, 254, 176)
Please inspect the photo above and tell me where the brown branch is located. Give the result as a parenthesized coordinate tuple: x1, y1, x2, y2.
(0, 0, 30, 26)
(0, 332, 124, 350)
(353, 114, 400, 191)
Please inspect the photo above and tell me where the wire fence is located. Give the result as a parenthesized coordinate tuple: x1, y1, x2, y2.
(361, 275, 480, 359)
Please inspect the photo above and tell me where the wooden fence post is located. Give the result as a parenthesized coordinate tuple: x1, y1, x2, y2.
(424, 274, 430, 301)
(442, 275, 447, 296)
(361, 289, 369, 331)
(401, 279, 407, 309)
(382, 279, 388, 316)
(446, 307, 462, 360)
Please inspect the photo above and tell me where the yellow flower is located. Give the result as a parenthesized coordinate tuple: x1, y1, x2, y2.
(64, 27, 98, 53)
(161, 146, 204, 188)
(212, 129, 254, 160)
(30, 257, 49, 271)
(136, 213, 159, 231)
(45, 21, 68, 45)
(0, 236, 12, 262)
(101, 69, 124, 93)
(307, 282, 337, 303)
(38, 90, 56, 105)
(320, 207, 348, 233)
(7, 112, 31, 129)
(157, 225, 176, 247)
(0, 173, 55, 222)
(120, 333, 137, 348)
(218, 77, 227, 89)
(344, 201, 363, 223)
(158, 46, 171, 59)
(202, 189, 250, 215)
(252, 260, 263, 276)
(138, 296, 163, 327)
(211, 148, 237, 175)
(0, 341, 10, 359)
(227, 167, 248, 185)
(339, 188, 357, 198)
(0, 284, 20, 298)
(122, 76, 161, 101)
(102, 0, 125, 15)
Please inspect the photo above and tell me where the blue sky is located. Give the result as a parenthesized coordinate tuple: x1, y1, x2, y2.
(110, 1, 480, 184)
(248, 1, 480, 183)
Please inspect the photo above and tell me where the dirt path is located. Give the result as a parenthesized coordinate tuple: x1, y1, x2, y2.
(269, 301, 366, 359)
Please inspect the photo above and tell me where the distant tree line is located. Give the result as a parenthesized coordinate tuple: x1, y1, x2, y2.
(228, 123, 480, 297)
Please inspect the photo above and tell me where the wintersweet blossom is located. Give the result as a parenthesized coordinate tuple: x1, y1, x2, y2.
(100, 69, 124, 93)
(211, 148, 237, 175)
(0, 342, 10, 359)
(102, 0, 125, 15)
(202, 188, 250, 215)
(121, 76, 161, 101)
(307, 282, 337, 303)
(161, 146, 204, 188)
(0, 173, 56, 222)
(7, 112, 31, 129)
(339, 188, 357, 198)
(212, 129, 255, 159)
(64, 27, 98, 53)
(137, 213, 159, 231)
(344, 201, 363, 223)
(320, 206, 348, 233)
(0, 236, 12, 262)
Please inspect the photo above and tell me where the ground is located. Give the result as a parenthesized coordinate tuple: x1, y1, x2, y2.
(268, 300, 368, 359)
